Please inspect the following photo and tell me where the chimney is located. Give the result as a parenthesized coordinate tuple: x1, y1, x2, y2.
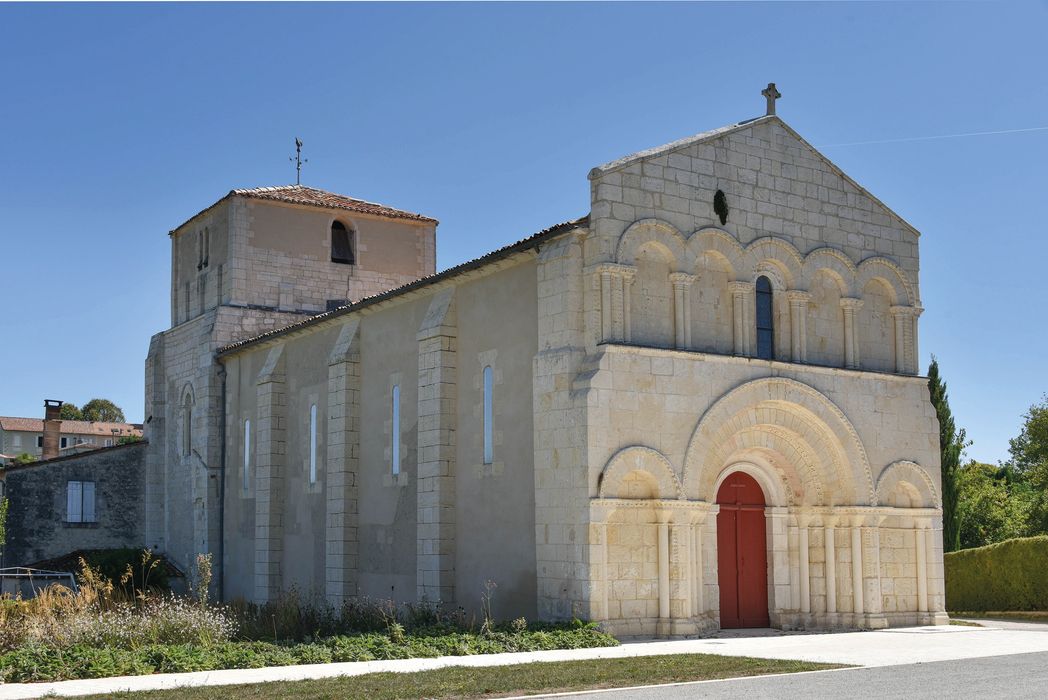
(42, 399, 62, 460)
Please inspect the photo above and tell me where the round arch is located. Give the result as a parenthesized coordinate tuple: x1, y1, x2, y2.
(875, 460, 940, 508)
(742, 237, 803, 289)
(856, 257, 916, 306)
(683, 377, 875, 505)
(801, 248, 856, 297)
(598, 445, 685, 500)
(686, 227, 745, 279)
(616, 219, 688, 270)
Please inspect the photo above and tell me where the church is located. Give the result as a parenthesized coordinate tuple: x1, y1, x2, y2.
(143, 89, 947, 635)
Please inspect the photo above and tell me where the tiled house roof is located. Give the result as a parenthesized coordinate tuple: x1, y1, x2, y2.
(0, 417, 143, 437)
(172, 185, 437, 233)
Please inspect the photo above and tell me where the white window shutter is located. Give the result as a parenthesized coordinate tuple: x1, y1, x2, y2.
(67, 481, 82, 523)
(82, 482, 96, 522)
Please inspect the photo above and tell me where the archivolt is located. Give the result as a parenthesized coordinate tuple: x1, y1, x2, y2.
(856, 257, 916, 306)
(875, 460, 940, 508)
(682, 377, 875, 505)
(598, 445, 686, 500)
(616, 219, 688, 270)
(742, 237, 803, 288)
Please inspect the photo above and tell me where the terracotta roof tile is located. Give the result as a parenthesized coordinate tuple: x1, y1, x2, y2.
(0, 417, 143, 437)
(172, 185, 437, 233)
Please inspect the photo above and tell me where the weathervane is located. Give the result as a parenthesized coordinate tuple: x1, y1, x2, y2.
(290, 137, 307, 185)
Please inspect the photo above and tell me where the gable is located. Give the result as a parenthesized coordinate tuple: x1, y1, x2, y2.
(588, 116, 920, 281)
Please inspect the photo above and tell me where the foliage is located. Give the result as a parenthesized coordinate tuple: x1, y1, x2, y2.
(0, 555, 225, 654)
(118, 434, 144, 445)
(928, 358, 969, 552)
(13, 452, 35, 464)
(60, 402, 84, 420)
(79, 398, 126, 423)
(1007, 395, 1048, 533)
(956, 462, 1036, 549)
(713, 189, 729, 225)
(72, 548, 172, 591)
(944, 535, 1048, 612)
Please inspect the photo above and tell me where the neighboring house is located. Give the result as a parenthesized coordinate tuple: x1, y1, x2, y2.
(140, 90, 947, 633)
(0, 414, 143, 464)
(1, 442, 147, 568)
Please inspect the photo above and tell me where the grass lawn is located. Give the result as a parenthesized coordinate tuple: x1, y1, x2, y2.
(83, 654, 845, 699)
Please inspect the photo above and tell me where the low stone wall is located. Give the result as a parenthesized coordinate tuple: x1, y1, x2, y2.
(1, 442, 148, 567)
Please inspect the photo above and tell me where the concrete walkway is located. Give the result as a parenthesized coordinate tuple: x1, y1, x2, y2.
(4, 621, 1048, 699)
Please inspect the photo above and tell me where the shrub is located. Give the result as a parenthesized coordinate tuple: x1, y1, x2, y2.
(945, 535, 1048, 611)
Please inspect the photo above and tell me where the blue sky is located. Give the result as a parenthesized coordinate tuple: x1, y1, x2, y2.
(1, 1, 1045, 464)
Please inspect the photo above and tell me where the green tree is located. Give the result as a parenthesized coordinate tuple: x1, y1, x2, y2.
(1008, 395, 1048, 534)
(59, 402, 84, 420)
(13, 453, 35, 465)
(80, 398, 126, 423)
(956, 461, 1035, 548)
(928, 357, 968, 553)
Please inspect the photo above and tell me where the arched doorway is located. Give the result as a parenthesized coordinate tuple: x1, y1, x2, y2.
(716, 471, 770, 628)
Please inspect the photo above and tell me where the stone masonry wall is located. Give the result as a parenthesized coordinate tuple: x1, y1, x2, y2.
(3, 443, 148, 567)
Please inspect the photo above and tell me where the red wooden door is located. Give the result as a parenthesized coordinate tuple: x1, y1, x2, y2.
(716, 472, 770, 628)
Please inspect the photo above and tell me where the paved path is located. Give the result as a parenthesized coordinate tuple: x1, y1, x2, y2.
(538, 651, 1048, 699)
(3, 621, 1048, 698)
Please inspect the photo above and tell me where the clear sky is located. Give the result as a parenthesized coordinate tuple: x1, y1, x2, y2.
(1, 1, 1045, 465)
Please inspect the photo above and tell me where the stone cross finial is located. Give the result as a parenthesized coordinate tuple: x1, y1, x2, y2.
(761, 82, 781, 115)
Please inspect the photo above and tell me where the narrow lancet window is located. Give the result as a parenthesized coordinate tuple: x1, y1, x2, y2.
(243, 418, 251, 491)
(755, 275, 774, 360)
(309, 404, 318, 484)
(483, 366, 494, 464)
(391, 385, 401, 475)
(331, 221, 356, 264)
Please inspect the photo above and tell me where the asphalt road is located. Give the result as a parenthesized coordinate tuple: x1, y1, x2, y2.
(547, 651, 1048, 699)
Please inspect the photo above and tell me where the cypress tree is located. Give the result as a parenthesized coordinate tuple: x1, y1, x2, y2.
(928, 357, 967, 552)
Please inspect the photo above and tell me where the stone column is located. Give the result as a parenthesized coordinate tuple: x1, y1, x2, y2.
(416, 290, 458, 604)
(729, 281, 755, 356)
(669, 273, 696, 350)
(254, 346, 286, 603)
(786, 291, 811, 363)
(798, 514, 812, 616)
(823, 515, 838, 616)
(840, 298, 864, 369)
(861, 516, 887, 628)
(658, 519, 671, 621)
(622, 268, 635, 343)
(890, 306, 922, 375)
(599, 268, 613, 342)
(915, 517, 930, 614)
(849, 516, 864, 618)
(325, 321, 361, 604)
(691, 513, 707, 619)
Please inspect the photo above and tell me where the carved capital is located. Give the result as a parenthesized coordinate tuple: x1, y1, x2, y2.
(839, 297, 864, 311)
(786, 290, 812, 305)
(727, 280, 755, 296)
(669, 272, 697, 287)
(890, 305, 922, 318)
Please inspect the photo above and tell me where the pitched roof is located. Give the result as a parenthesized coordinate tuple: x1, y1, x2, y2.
(590, 114, 919, 238)
(0, 417, 143, 436)
(218, 216, 589, 356)
(172, 185, 437, 234)
(590, 116, 770, 177)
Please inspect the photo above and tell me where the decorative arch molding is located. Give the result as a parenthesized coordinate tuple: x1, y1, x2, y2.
(616, 219, 688, 270)
(683, 377, 875, 505)
(598, 445, 686, 500)
(180, 382, 195, 407)
(856, 257, 916, 307)
(712, 460, 790, 508)
(802, 248, 856, 297)
(875, 460, 940, 508)
(742, 237, 804, 288)
(687, 227, 745, 277)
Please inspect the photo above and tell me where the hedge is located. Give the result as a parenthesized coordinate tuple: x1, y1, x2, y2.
(944, 535, 1048, 611)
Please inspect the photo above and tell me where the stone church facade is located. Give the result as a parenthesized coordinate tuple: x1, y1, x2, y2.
(144, 112, 947, 634)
